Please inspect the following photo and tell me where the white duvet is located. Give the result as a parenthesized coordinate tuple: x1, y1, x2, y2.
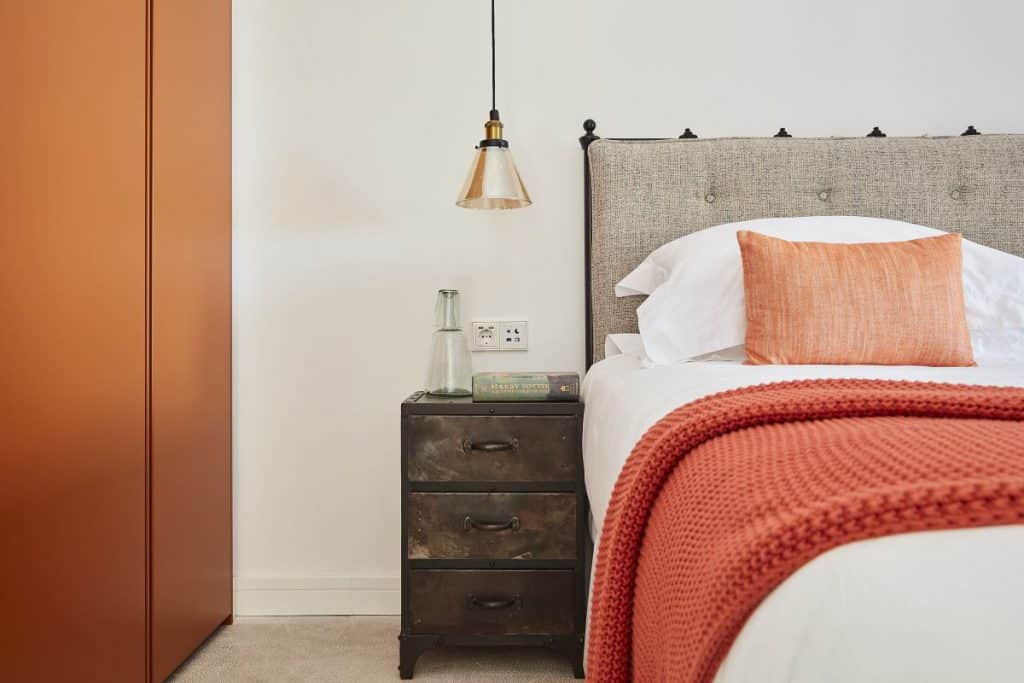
(582, 347, 1024, 682)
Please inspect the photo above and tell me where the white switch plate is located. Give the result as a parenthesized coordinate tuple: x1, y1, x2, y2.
(498, 321, 528, 351)
(471, 320, 528, 351)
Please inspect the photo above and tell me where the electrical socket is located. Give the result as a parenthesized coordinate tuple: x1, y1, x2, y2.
(471, 321, 498, 350)
(471, 320, 528, 351)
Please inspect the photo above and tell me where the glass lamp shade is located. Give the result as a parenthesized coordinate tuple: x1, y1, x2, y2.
(456, 145, 531, 210)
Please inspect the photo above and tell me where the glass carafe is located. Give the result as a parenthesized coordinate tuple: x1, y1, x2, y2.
(425, 289, 473, 396)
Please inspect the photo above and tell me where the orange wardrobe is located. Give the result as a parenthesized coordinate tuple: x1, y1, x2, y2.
(1, 2, 232, 681)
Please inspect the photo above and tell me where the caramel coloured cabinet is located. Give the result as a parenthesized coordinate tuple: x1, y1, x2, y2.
(0, 2, 232, 681)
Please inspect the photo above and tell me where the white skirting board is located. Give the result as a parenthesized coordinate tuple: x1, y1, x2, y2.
(234, 576, 400, 616)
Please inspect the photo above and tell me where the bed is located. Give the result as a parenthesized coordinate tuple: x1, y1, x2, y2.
(577, 123, 1024, 682)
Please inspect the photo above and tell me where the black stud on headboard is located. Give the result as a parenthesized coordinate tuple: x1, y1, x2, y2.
(580, 119, 599, 149)
(774, 127, 792, 138)
(867, 126, 887, 138)
(962, 125, 981, 136)
(679, 128, 698, 139)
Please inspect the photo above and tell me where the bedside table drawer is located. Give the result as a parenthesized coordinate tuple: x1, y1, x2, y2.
(407, 415, 577, 482)
(407, 492, 576, 560)
(408, 570, 575, 635)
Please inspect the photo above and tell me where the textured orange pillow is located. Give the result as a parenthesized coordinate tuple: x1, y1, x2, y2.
(738, 230, 975, 366)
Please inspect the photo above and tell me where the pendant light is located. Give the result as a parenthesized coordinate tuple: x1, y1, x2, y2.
(456, 0, 531, 210)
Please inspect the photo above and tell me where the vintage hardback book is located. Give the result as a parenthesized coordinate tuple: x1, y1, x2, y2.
(472, 372, 580, 402)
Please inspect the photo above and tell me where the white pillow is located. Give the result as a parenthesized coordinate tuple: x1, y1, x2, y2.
(603, 334, 746, 368)
(604, 333, 645, 359)
(618, 217, 1024, 366)
(617, 216, 943, 296)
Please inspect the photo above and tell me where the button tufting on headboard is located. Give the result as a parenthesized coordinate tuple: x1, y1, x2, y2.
(585, 134, 1024, 365)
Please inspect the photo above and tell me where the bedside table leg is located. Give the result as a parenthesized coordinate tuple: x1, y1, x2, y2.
(572, 635, 586, 679)
(572, 655, 585, 679)
(548, 635, 585, 679)
(398, 634, 436, 679)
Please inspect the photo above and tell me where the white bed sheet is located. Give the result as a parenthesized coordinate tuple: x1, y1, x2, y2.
(582, 350, 1024, 683)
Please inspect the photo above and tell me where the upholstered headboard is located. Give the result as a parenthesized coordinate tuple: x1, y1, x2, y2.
(581, 123, 1024, 366)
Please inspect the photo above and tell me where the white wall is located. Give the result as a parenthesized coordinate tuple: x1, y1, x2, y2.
(232, 0, 1024, 614)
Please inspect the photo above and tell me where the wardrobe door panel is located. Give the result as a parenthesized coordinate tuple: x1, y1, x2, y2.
(150, 0, 233, 679)
(0, 2, 147, 682)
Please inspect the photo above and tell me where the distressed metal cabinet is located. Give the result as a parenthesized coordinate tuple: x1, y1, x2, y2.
(400, 392, 587, 679)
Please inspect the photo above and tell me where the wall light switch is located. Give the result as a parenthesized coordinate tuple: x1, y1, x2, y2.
(498, 321, 528, 351)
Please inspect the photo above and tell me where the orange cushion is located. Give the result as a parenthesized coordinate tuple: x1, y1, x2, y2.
(738, 230, 975, 366)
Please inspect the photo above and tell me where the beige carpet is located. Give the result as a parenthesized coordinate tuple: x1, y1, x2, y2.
(168, 616, 579, 682)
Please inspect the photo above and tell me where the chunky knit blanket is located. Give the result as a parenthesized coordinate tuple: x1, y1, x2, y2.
(586, 380, 1024, 682)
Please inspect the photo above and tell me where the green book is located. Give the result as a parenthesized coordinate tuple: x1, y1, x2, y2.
(472, 372, 580, 402)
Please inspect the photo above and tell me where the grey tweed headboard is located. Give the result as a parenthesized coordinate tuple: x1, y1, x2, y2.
(581, 125, 1024, 366)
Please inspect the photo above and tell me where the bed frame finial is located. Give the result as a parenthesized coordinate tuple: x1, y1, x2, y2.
(774, 127, 792, 138)
(962, 125, 981, 136)
(867, 126, 887, 138)
(679, 128, 698, 139)
(580, 119, 599, 149)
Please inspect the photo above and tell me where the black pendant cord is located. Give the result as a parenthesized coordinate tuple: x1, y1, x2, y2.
(490, 0, 497, 117)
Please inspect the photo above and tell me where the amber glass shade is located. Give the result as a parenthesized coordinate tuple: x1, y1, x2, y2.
(456, 145, 531, 210)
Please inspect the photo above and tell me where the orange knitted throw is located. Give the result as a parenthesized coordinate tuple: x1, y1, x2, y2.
(586, 380, 1024, 682)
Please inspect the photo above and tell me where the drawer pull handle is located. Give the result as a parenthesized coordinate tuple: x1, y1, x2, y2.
(463, 515, 520, 532)
(467, 594, 520, 610)
(462, 438, 519, 453)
